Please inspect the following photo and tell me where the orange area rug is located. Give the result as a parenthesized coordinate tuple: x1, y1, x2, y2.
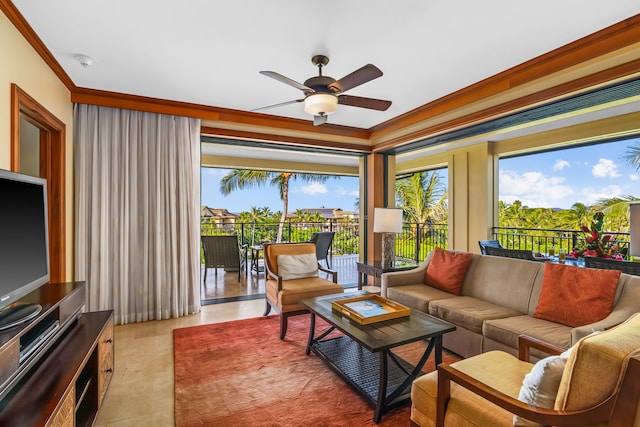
(174, 315, 459, 427)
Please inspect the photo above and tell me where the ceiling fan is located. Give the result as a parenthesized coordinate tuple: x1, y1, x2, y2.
(255, 55, 392, 126)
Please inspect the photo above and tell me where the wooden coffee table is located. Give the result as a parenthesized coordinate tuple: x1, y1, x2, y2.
(299, 292, 455, 423)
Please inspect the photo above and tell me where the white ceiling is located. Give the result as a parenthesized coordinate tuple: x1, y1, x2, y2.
(12, 1, 640, 129)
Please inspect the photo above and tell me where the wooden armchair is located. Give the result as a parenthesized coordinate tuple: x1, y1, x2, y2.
(262, 242, 343, 339)
(410, 313, 640, 427)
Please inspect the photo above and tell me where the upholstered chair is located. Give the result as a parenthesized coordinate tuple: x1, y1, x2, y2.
(262, 242, 343, 339)
(411, 313, 640, 427)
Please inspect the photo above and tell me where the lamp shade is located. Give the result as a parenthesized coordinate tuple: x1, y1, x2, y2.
(373, 208, 403, 233)
(631, 203, 640, 256)
(304, 93, 338, 116)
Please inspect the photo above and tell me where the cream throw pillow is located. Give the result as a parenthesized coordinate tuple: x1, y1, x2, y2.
(513, 347, 573, 427)
(277, 253, 319, 280)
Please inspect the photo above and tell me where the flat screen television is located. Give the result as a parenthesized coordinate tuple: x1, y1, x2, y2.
(0, 169, 49, 330)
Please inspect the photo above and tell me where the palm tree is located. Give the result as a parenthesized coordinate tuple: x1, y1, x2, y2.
(622, 141, 640, 171)
(219, 169, 331, 242)
(238, 206, 271, 245)
(395, 171, 448, 224)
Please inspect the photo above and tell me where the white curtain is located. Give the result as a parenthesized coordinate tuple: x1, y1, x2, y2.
(74, 104, 201, 324)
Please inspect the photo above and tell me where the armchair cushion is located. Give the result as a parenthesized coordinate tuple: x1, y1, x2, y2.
(534, 263, 620, 327)
(425, 248, 473, 295)
(277, 253, 319, 280)
(513, 348, 572, 426)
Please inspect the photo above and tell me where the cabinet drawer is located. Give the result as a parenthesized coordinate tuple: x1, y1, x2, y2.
(46, 384, 74, 427)
(98, 317, 114, 405)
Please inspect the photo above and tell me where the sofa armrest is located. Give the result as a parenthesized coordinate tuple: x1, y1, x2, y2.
(435, 362, 614, 427)
(380, 263, 428, 297)
(518, 335, 564, 362)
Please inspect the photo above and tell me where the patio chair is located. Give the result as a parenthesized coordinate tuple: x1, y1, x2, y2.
(484, 246, 536, 261)
(262, 242, 343, 339)
(309, 231, 335, 268)
(478, 239, 503, 255)
(201, 235, 248, 282)
(584, 256, 640, 276)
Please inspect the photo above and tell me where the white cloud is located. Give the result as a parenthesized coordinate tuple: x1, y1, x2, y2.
(300, 182, 328, 195)
(630, 174, 639, 181)
(580, 185, 623, 205)
(553, 160, 570, 171)
(592, 158, 620, 178)
(336, 186, 359, 197)
(499, 170, 574, 208)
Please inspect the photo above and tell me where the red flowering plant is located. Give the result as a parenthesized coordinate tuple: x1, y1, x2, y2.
(570, 212, 626, 259)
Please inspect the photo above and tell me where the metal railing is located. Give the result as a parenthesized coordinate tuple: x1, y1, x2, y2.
(201, 219, 449, 263)
(492, 226, 630, 258)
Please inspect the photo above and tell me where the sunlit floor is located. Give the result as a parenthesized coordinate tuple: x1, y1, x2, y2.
(94, 258, 364, 426)
(94, 299, 267, 426)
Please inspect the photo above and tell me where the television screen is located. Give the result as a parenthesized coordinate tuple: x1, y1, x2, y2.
(0, 169, 50, 311)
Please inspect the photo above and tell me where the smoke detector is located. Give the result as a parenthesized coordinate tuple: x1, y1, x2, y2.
(74, 54, 96, 68)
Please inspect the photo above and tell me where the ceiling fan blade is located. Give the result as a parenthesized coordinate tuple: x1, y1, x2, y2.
(259, 71, 313, 92)
(251, 99, 303, 112)
(328, 64, 383, 93)
(338, 95, 391, 111)
(313, 114, 328, 126)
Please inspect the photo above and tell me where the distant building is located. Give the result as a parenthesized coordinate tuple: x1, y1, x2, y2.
(201, 206, 239, 226)
(286, 208, 359, 220)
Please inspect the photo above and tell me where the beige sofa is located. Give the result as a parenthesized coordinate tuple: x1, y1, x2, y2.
(381, 249, 640, 359)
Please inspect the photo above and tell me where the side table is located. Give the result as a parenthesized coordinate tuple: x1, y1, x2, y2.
(356, 260, 418, 290)
(250, 245, 264, 274)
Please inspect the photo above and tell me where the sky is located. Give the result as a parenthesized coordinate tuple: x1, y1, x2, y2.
(201, 137, 640, 214)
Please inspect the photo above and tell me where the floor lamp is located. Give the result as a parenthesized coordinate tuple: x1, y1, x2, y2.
(631, 203, 639, 262)
(373, 208, 403, 269)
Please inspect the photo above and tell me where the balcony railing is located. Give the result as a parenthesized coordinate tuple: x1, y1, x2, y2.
(492, 226, 631, 258)
(201, 219, 449, 263)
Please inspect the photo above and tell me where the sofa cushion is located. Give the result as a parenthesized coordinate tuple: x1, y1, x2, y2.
(534, 263, 620, 327)
(461, 254, 543, 314)
(483, 315, 572, 355)
(425, 248, 473, 295)
(266, 277, 343, 312)
(429, 297, 521, 334)
(277, 253, 319, 280)
(411, 351, 531, 427)
(387, 284, 456, 313)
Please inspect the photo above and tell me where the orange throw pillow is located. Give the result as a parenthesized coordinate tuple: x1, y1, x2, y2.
(425, 248, 473, 295)
(534, 263, 620, 327)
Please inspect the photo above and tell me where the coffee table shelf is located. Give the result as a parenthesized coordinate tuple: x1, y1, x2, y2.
(311, 335, 418, 407)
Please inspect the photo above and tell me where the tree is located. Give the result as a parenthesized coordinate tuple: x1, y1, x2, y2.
(395, 171, 448, 224)
(622, 141, 640, 171)
(237, 206, 271, 245)
(219, 169, 331, 242)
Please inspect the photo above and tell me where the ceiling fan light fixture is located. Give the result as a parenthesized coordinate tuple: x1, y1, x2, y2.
(304, 93, 338, 116)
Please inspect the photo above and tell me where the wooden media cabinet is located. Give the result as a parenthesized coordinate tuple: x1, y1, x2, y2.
(0, 282, 114, 426)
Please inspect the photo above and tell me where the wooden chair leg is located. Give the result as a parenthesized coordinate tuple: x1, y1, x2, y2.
(263, 299, 271, 316)
(280, 313, 289, 340)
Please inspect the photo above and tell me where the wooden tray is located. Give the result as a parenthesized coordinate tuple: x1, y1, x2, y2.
(332, 294, 410, 325)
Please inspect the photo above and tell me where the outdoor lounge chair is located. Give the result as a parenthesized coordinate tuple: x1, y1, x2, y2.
(201, 235, 247, 282)
(478, 239, 503, 255)
(584, 256, 640, 276)
(484, 246, 536, 261)
(309, 231, 335, 268)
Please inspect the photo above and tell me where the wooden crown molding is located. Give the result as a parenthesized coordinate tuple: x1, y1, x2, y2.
(201, 126, 371, 154)
(0, 0, 75, 91)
